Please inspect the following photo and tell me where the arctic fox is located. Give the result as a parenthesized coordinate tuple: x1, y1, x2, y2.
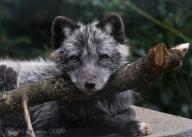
(0, 13, 152, 137)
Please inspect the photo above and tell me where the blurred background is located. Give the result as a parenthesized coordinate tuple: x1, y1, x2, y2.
(0, 0, 192, 118)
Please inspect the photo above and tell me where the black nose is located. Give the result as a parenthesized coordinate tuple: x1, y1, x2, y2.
(85, 82, 95, 89)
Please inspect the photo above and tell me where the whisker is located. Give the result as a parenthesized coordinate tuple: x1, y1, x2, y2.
(132, 92, 145, 103)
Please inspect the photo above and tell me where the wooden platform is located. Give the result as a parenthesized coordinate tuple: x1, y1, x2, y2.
(133, 106, 192, 137)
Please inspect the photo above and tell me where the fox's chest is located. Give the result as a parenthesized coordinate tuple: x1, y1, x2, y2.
(58, 92, 132, 122)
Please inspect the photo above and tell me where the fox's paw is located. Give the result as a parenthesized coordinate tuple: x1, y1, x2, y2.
(138, 122, 153, 136)
(119, 120, 152, 136)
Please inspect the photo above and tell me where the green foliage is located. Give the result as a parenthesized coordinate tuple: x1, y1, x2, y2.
(0, 0, 192, 117)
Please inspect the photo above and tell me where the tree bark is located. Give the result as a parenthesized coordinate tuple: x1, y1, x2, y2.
(0, 43, 189, 113)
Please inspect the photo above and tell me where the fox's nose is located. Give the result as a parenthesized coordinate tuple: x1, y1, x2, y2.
(85, 82, 95, 89)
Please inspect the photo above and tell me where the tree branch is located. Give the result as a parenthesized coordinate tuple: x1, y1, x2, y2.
(0, 43, 189, 113)
(22, 96, 36, 137)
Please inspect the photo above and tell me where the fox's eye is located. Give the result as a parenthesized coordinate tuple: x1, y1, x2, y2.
(69, 55, 80, 63)
(99, 54, 109, 62)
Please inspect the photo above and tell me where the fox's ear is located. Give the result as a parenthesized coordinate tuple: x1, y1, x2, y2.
(96, 13, 126, 43)
(52, 16, 79, 48)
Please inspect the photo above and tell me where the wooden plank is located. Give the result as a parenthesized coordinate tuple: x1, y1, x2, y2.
(133, 106, 192, 137)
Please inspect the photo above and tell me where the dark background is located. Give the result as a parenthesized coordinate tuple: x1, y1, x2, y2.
(0, 0, 192, 118)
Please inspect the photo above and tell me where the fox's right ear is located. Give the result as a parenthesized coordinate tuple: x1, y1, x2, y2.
(51, 16, 79, 49)
(96, 13, 126, 44)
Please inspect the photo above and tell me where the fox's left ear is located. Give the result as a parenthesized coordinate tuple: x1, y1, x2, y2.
(96, 13, 126, 43)
(51, 16, 79, 49)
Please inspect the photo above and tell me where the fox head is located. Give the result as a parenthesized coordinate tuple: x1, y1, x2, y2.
(51, 13, 130, 93)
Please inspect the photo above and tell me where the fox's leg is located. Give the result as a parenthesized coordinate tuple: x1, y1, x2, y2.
(96, 107, 152, 137)
(113, 107, 152, 136)
(66, 107, 152, 137)
(116, 120, 152, 136)
(0, 65, 18, 92)
(67, 119, 152, 137)
(0, 65, 18, 137)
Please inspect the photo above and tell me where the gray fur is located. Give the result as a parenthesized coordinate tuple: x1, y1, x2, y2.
(0, 14, 145, 137)
(52, 21, 129, 92)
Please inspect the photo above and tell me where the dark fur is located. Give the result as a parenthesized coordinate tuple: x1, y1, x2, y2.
(0, 14, 148, 137)
(0, 65, 17, 91)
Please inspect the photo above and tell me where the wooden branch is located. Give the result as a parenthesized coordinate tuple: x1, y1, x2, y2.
(0, 43, 189, 113)
(22, 96, 36, 137)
